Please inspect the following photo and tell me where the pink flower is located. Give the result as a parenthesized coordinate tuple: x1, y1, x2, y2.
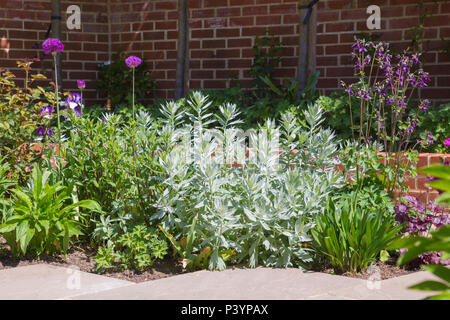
(42, 38, 64, 55)
(77, 80, 86, 89)
(444, 138, 450, 147)
(125, 56, 142, 69)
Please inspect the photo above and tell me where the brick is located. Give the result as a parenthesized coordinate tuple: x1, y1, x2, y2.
(227, 38, 253, 48)
(230, 17, 254, 27)
(256, 15, 282, 25)
(192, 29, 214, 38)
(217, 7, 241, 17)
(203, 60, 226, 69)
(243, 6, 268, 16)
(155, 41, 176, 50)
(205, 0, 228, 7)
(216, 28, 240, 38)
(202, 39, 226, 49)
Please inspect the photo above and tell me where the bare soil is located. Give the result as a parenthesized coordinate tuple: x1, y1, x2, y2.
(321, 257, 420, 280)
(0, 237, 186, 283)
(0, 237, 418, 283)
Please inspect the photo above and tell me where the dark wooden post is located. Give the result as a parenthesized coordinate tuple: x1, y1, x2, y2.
(298, 0, 318, 91)
(175, 0, 189, 99)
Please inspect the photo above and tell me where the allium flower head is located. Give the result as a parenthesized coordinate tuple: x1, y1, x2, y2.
(444, 138, 450, 147)
(42, 38, 64, 55)
(125, 56, 142, 69)
(77, 80, 86, 89)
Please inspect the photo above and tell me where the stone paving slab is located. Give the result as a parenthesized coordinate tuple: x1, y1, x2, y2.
(324, 271, 440, 300)
(0, 264, 133, 300)
(71, 267, 368, 300)
(0, 265, 439, 300)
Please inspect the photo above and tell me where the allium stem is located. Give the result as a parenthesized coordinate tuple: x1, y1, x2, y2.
(132, 67, 135, 121)
(53, 54, 61, 147)
(80, 88, 83, 118)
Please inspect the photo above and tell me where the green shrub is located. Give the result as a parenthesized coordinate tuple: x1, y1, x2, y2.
(48, 111, 164, 244)
(0, 166, 101, 257)
(94, 224, 168, 273)
(414, 102, 450, 154)
(0, 61, 50, 184)
(152, 92, 343, 270)
(311, 189, 402, 274)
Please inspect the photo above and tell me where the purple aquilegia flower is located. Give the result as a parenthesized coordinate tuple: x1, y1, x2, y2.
(36, 127, 53, 137)
(66, 93, 83, 118)
(420, 99, 430, 112)
(66, 93, 81, 109)
(444, 138, 450, 147)
(125, 56, 142, 69)
(40, 105, 55, 119)
(42, 38, 64, 55)
(352, 39, 368, 53)
(74, 107, 81, 118)
(77, 80, 86, 89)
(426, 132, 434, 145)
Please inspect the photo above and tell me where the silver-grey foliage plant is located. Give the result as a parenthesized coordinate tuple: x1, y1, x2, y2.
(152, 92, 343, 270)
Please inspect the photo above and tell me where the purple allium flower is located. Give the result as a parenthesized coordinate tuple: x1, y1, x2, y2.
(101, 118, 106, 123)
(125, 56, 142, 69)
(77, 80, 86, 89)
(444, 138, 450, 147)
(40, 105, 55, 119)
(42, 38, 64, 55)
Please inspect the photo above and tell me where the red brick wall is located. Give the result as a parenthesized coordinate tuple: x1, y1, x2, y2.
(111, 0, 301, 100)
(409, 153, 449, 204)
(108, 0, 179, 100)
(0, 0, 109, 104)
(1, 0, 450, 105)
(187, 0, 300, 95)
(316, 0, 450, 104)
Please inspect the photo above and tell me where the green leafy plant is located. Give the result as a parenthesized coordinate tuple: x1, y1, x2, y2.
(389, 225, 450, 300)
(249, 30, 282, 98)
(413, 102, 450, 154)
(159, 215, 215, 271)
(0, 61, 49, 184)
(94, 224, 168, 273)
(261, 71, 320, 105)
(0, 166, 101, 257)
(311, 190, 402, 274)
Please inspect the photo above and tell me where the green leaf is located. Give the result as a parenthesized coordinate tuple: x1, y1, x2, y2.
(422, 264, 450, 284)
(409, 280, 449, 292)
(379, 249, 389, 262)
